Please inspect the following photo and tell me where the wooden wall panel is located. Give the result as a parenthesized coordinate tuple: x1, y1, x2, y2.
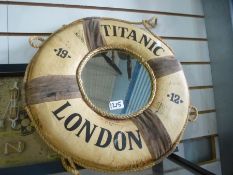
(0, 5, 7, 32)
(0, 37, 8, 64)
(164, 161, 221, 175)
(163, 137, 220, 172)
(6, 37, 213, 88)
(11, 0, 204, 16)
(6, 36, 210, 64)
(202, 161, 222, 175)
(8, 36, 36, 64)
(183, 65, 213, 86)
(7, 5, 207, 38)
(190, 88, 215, 111)
(164, 40, 210, 62)
(182, 113, 217, 140)
(215, 137, 221, 160)
(163, 158, 183, 173)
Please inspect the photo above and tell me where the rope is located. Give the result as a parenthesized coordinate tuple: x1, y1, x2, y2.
(127, 16, 158, 29)
(188, 105, 199, 122)
(125, 16, 174, 53)
(28, 36, 46, 48)
(61, 157, 80, 175)
(9, 82, 19, 129)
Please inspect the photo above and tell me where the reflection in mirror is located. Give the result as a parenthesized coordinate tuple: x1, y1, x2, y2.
(81, 49, 152, 117)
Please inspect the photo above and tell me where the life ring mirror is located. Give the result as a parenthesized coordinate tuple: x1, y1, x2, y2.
(78, 48, 155, 119)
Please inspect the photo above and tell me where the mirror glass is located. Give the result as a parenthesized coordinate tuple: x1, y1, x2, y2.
(81, 49, 153, 117)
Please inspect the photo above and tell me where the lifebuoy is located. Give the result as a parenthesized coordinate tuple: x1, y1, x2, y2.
(24, 17, 191, 173)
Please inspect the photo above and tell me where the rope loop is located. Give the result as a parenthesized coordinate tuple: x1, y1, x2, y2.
(188, 105, 198, 122)
(61, 157, 80, 175)
(28, 36, 46, 48)
(128, 16, 157, 29)
(143, 16, 158, 29)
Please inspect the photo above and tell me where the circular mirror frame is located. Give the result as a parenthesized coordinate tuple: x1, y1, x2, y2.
(77, 46, 156, 120)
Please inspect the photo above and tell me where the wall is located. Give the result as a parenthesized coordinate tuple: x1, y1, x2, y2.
(0, 0, 221, 174)
(202, 0, 233, 174)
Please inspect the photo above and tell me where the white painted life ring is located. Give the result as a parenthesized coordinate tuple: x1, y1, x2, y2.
(24, 17, 195, 174)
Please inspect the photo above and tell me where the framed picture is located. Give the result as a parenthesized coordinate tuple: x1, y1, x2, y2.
(0, 64, 27, 77)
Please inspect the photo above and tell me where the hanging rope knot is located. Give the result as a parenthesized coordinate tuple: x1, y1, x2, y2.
(188, 105, 198, 122)
(143, 16, 158, 29)
(29, 36, 46, 48)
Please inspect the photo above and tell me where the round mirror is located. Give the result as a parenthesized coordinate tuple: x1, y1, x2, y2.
(79, 49, 155, 118)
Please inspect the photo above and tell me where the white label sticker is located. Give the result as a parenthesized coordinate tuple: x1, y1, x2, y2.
(109, 100, 124, 110)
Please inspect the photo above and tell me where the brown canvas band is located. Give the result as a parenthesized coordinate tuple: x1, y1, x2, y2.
(132, 109, 172, 159)
(147, 56, 182, 78)
(83, 18, 106, 51)
(25, 75, 80, 105)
